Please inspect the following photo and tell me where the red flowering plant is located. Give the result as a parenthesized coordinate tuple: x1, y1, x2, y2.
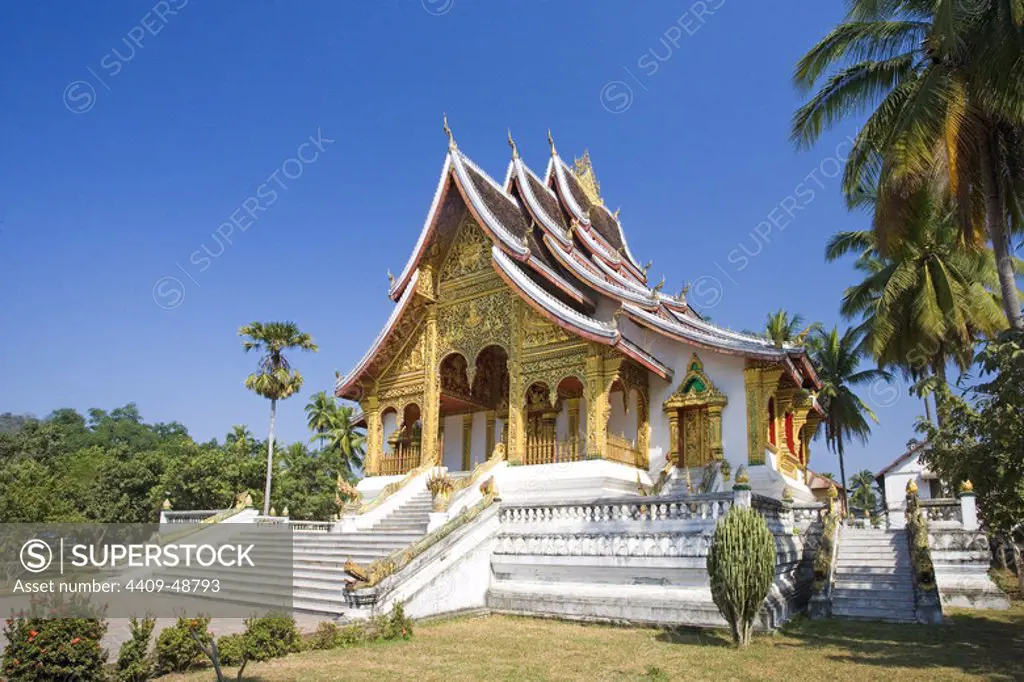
(2, 614, 108, 681)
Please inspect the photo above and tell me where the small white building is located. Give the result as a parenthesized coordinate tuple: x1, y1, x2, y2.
(875, 442, 945, 528)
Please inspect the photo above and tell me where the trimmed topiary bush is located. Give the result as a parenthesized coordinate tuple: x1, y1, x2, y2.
(706, 505, 777, 646)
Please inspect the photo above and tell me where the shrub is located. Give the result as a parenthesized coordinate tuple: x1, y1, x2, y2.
(1, 615, 108, 682)
(115, 616, 156, 682)
(155, 617, 209, 674)
(214, 633, 246, 666)
(706, 505, 777, 646)
(388, 602, 414, 641)
(311, 621, 340, 650)
(337, 623, 368, 647)
(242, 613, 301, 659)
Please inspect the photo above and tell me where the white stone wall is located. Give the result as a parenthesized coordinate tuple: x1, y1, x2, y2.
(470, 411, 488, 468)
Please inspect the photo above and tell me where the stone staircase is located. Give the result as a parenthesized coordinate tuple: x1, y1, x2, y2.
(831, 527, 917, 623)
(156, 488, 436, 616)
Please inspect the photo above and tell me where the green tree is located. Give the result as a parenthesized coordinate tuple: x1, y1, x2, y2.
(793, 0, 1024, 330)
(922, 331, 1024, 595)
(306, 391, 365, 484)
(849, 469, 880, 514)
(762, 309, 821, 348)
(239, 321, 318, 515)
(808, 327, 891, 498)
(826, 188, 1017, 405)
(225, 424, 256, 456)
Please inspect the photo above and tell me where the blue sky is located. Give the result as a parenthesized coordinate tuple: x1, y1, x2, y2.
(0, 1, 924, 476)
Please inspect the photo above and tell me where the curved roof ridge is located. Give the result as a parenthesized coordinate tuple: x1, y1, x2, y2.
(450, 150, 531, 258)
(492, 247, 617, 341)
(665, 307, 790, 349)
(337, 270, 421, 397)
(574, 218, 623, 265)
(494, 247, 672, 380)
(593, 252, 654, 296)
(543, 235, 660, 310)
(511, 156, 572, 246)
(388, 154, 454, 301)
(624, 303, 788, 359)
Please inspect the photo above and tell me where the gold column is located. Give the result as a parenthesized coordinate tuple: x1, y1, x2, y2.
(421, 307, 441, 466)
(567, 398, 581, 453)
(585, 349, 616, 458)
(461, 414, 473, 471)
(707, 404, 724, 461)
(485, 410, 496, 458)
(506, 302, 525, 465)
(363, 394, 381, 476)
(743, 364, 784, 466)
(637, 396, 650, 468)
(666, 409, 680, 468)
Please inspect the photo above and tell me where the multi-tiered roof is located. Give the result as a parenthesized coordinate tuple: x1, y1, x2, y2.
(336, 127, 819, 400)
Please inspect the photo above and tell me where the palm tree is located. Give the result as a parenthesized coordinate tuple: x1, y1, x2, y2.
(827, 188, 1015, 381)
(317, 405, 365, 483)
(304, 391, 338, 450)
(792, 1, 1024, 330)
(808, 326, 891, 499)
(763, 309, 821, 347)
(849, 469, 879, 514)
(239, 321, 318, 515)
(225, 424, 255, 456)
(305, 391, 365, 484)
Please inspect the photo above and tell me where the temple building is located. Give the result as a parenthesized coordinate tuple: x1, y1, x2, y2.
(336, 123, 825, 501)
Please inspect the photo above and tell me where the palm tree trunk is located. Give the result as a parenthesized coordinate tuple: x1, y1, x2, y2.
(837, 433, 848, 516)
(923, 393, 933, 426)
(263, 399, 277, 516)
(979, 127, 1024, 331)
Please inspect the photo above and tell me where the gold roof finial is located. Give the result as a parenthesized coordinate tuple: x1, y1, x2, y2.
(387, 270, 395, 287)
(507, 129, 518, 159)
(547, 129, 557, 157)
(442, 113, 456, 150)
(613, 207, 621, 220)
(653, 275, 665, 293)
(573, 149, 603, 206)
(642, 260, 652, 276)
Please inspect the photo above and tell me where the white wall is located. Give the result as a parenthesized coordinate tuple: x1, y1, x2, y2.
(382, 411, 399, 451)
(470, 412, 487, 468)
(617, 317, 749, 477)
(442, 415, 462, 470)
(882, 449, 937, 527)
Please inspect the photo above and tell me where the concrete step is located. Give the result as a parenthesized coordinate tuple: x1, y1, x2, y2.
(832, 589, 915, 604)
(836, 558, 910, 568)
(835, 565, 908, 577)
(834, 578, 913, 591)
(831, 604, 917, 623)
(487, 580, 727, 629)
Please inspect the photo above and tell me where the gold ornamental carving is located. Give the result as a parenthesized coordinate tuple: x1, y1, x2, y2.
(440, 215, 492, 281)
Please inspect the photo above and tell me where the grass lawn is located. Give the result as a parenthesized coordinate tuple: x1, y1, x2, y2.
(164, 605, 1024, 682)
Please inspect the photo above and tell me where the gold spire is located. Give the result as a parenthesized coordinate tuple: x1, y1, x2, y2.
(573, 149, 603, 206)
(442, 113, 456, 150)
(547, 129, 557, 156)
(507, 129, 518, 158)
